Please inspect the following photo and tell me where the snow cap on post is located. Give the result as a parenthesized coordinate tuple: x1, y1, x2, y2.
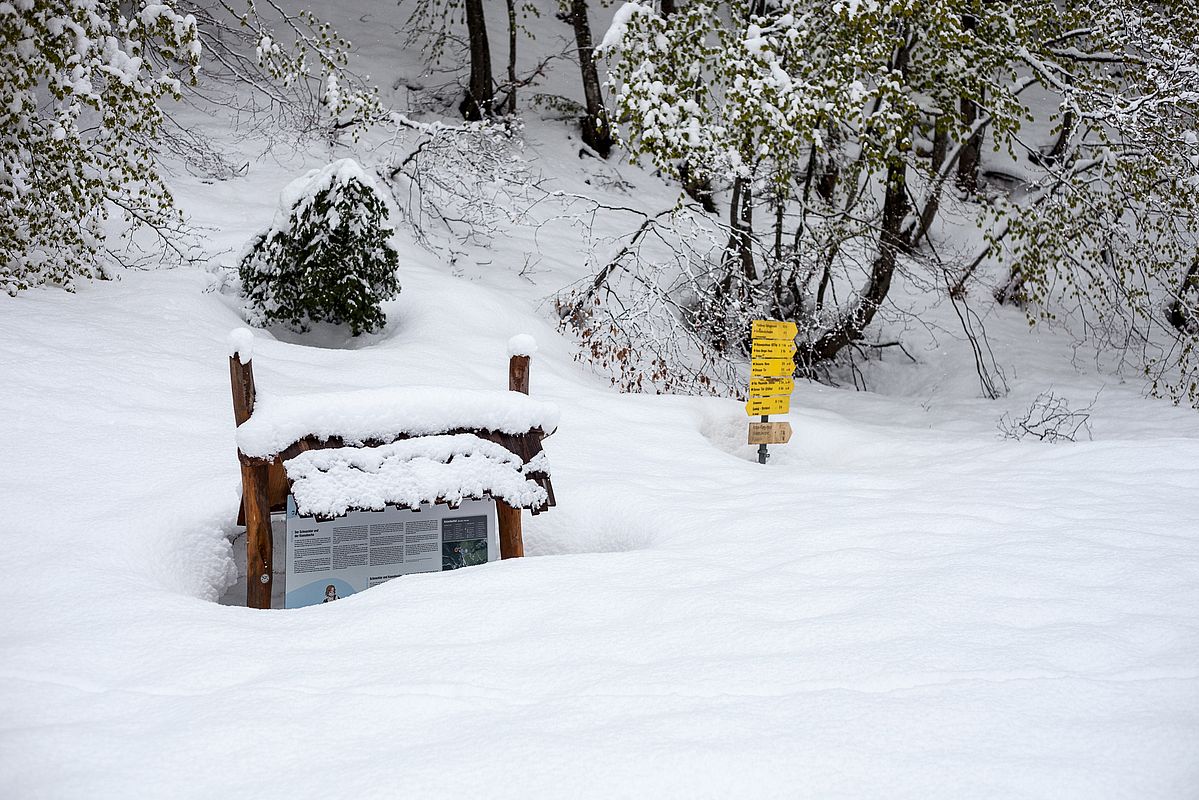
(508, 333, 538, 358)
(228, 327, 255, 364)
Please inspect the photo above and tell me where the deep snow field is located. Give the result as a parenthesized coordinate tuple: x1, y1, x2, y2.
(4, 2, 1199, 797)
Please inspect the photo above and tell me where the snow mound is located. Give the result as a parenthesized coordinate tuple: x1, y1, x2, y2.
(236, 386, 560, 458)
(285, 434, 550, 518)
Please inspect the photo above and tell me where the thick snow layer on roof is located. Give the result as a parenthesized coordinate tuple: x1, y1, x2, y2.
(236, 386, 559, 458)
(285, 434, 549, 518)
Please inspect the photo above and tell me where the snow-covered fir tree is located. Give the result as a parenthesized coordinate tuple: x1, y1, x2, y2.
(239, 159, 401, 336)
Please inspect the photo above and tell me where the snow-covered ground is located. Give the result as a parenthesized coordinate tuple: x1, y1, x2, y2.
(3, 1, 1199, 797)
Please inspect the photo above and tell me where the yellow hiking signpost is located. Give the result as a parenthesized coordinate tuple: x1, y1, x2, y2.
(747, 319, 797, 464)
(750, 358, 795, 378)
(745, 395, 790, 416)
(751, 320, 798, 340)
(749, 377, 794, 397)
(750, 339, 798, 360)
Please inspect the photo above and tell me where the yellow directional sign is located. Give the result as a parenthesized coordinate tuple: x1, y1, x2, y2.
(751, 338, 797, 360)
(748, 421, 793, 445)
(746, 394, 790, 416)
(750, 358, 795, 378)
(749, 376, 794, 397)
(751, 319, 798, 340)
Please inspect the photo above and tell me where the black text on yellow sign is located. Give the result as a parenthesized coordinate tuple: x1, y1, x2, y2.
(751, 320, 798, 340)
(749, 376, 794, 397)
(751, 338, 798, 360)
(745, 394, 790, 416)
(750, 358, 796, 378)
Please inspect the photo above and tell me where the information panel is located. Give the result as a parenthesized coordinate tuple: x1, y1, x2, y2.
(284, 497, 498, 608)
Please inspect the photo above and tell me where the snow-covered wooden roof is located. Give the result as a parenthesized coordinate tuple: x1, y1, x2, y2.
(284, 433, 551, 519)
(235, 386, 560, 460)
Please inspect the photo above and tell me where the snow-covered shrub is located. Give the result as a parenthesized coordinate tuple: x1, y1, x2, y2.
(239, 160, 400, 336)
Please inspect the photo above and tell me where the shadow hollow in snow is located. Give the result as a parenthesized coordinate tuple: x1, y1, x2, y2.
(524, 507, 657, 556)
(216, 519, 286, 607)
(258, 310, 405, 351)
(698, 408, 766, 464)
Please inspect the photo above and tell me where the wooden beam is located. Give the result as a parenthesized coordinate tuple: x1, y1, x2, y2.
(497, 501, 524, 559)
(242, 462, 273, 609)
(230, 348, 272, 607)
(267, 457, 290, 508)
(509, 354, 530, 394)
(501, 352, 531, 557)
(229, 354, 256, 427)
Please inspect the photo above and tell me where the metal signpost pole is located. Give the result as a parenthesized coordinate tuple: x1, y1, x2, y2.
(758, 414, 769, 464)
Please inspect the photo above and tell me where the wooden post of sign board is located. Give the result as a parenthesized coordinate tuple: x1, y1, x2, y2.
(241, 462, 273, 609)
(230, 350, 273, 609)
(509, 353, 530, 394)
(498, 353, 529, 559)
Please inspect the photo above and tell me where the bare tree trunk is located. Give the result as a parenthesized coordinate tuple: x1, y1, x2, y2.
(503, 0, 517, 115)
(994, 266, 1027, 306)
(568, 0, 613, 157)
(814, 131, 839, 203)
(721, 175, 742, 295)
(956, 13, 981, 193)
(916, 115, 950, 241)
(1045, 107, 1075, 164)
(723, 177, 756, 285)
(719, 176, 757, 297)
(800, 161, 909, 367)
(957, 94, 983, 193)
(1167, 255, 1199, 331)
(930, 114, 949, 173)
(739, 179, 755, 283)
(679, 162, 716, 212)
(773, 193, 784, 263)
(460, 0, 494, 121)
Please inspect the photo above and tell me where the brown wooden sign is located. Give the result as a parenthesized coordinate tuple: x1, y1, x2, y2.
(748, 421, 793, 445)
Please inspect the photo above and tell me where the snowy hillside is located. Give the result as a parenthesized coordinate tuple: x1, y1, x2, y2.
(2, 1, 1199, 798)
